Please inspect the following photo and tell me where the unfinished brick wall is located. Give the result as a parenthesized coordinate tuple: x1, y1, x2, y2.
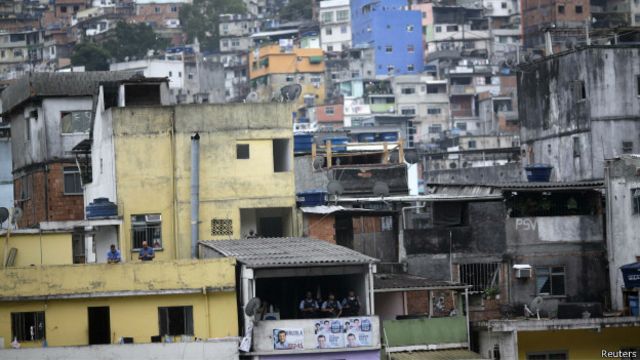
(14, 162, 84, 227)
(306, 214, 336, 244)
(406, 290, 429, 315)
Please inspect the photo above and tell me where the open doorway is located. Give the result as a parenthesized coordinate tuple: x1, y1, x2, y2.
(240, 207, 293, 238)
(88, 306, 111, 345)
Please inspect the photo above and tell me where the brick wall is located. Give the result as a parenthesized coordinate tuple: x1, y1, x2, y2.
(14, 162, 84, 227)
(306, 214, 336, 244)
(406, 290, 429, 315)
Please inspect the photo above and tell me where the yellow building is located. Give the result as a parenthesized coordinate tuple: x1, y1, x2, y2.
(0, 232, 237, 348)
(248, 43, 326, 107)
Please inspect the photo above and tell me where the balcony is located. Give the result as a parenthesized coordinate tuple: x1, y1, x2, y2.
(370, 103, 396, 113)
(0, 258, 236, 300)
(383, 316, 469, 350)
(450, 85, 475, 95)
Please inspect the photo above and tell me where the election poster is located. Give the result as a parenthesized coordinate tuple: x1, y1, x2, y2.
(273, 328, 304, 350)
(344, 317, 373, 348)
(315, 319, 344, 348)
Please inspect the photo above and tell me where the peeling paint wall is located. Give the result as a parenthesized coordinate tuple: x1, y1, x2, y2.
(518, 46, 640, 181)
(0, 231, 73, 266)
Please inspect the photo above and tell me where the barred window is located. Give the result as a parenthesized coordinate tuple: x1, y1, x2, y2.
(64, 167, 82, 194)
(211, 218, 232, 236)
(12, 312, 45, 341)
(459, 263, 500, 293)
(131, 214, 162, 249)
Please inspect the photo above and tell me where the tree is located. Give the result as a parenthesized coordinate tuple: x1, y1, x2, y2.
(102, 22, 169, 61)
(180, 0, 246, 52)
(279, 0, 312, 22)
(71, 43, 111, 71)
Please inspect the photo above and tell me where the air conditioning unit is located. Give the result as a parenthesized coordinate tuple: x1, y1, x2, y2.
(514, 264, 532, 278)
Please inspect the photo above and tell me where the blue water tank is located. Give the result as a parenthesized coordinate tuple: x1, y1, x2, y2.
(324, 136, 349, 152)
(294, 134, 314, 153)
(86, 198, 117, 219)
(379, 132, 398, 142)
(296, 191, 327, 207)
(525, 164, 553, 182)
(629, 296, 639, 316)
(357, 133, 376, 143)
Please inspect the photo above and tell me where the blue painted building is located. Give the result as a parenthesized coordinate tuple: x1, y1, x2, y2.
(351, 0, 424, 77)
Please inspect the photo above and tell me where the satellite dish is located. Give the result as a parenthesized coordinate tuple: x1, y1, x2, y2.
(12, 208, 23, 224)
(245, 297, 262, 316)
(524, 296, 544, 319)
(312, 156, 324, 170)
(404, 149, 418, 164)
(0, 207, 8, 224)
(245, 91, 259, 103)
(280, 84, 301, 102)
(327, 180, 344, 196)
(372, 181, 390, 197)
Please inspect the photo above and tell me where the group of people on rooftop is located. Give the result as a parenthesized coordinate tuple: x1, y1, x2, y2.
(106, 241, 155, 263)
(298, 290, 361, 318)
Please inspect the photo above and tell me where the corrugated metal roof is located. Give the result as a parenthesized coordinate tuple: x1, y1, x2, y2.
(390, 350, 482, 360)
(199, 237, 378, 269)
(299, 205, 382, 214)
(1, 71, 138, 114)
(498, 180, 604, 190)
(337, 193, 503, 203)
(374, 273, 468, 292)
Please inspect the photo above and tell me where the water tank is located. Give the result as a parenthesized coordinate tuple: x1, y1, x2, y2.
(294, 134, 314, 153)
(524, 164, 553, 182)
(86, 198, 117, 219)
(296, 191, 327, 207)
(324, 136, 349, 152)
(357, 133, 376, 143)
(379, 132, 398, 142)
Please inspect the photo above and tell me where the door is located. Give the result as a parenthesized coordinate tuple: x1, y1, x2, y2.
(259, 217, 283, 237)
(88, 307, 111, 345)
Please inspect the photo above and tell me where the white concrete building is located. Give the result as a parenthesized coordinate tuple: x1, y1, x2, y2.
(110, 59, 185, 89)
(319, 0, 352, 52)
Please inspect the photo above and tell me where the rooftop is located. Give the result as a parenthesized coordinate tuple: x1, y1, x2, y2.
(1, 71, 136, 114)
(374, 273, 468, 292)
(199, 237, 378, 269)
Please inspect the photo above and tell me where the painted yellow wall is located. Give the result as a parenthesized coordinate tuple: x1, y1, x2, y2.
(0, 258, 236, 298)
(111, 104, 297, 260)
(0, 292, 238, 348)
(518, 327, 640, 359)
(2, 232, 73, 266)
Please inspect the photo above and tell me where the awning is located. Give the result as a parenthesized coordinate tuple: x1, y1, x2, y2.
(390, 349, 482, 360)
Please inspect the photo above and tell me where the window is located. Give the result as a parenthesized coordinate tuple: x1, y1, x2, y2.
(327, 45, 334, 52)
(623, 141, 634, 153)
(435, 26, 442, 33)
(573, 80, 586, 100)
(131, 214, 162, 249)
(325, 27, 332, 35)
(385, 45, 393, 53)
(527, 351, 567, 360)
(456, 122, 467, 131)
(631, 188, 640, 214)
(285, 75, 294, 82)
(63, 166, 82, 194)
(573, 137, 580, 157)
(154, 6, 160, 13)
(171, 5, 177, 12)
(340, 25, 348, 34)
(637, 75, 640, 96)
(321, 11, 333, 23)
(325, 106, 335, 115)
(237, 144, 250, 159)
(158, 306, 193, 336)
(60, 5, 67, 12)
(501, 2, 507, 8)
(407, 44, 415, 53)
(12, 312, 45, 341)
(446, 25, 459, 32)
(231, 40, 240, 47)
(459, 263, 500, 293)
(273, 139, 291, 172)
(61, 111, 92, 133)
(575, 5, 583, 13)
(468, 140, 477, 149)
(337, 10, 349, 21)
(310, 76, 321, 84)
(1, 50, 4, 58)
(387, 65, 395, 74)
(351, 70, 360, 78)
(211, 218, 233, 236)
(558, 5, 565, 14)
(401, 107, 416, 115)
(73, 5, 79, 11)
(428, 124, 442, 133)
(407, 64, 415, 71)
(407, 25, 414, 32)
(13, 49, 23, 58)
(427, 108, 442, 115)
(401, 87, 415, 95)
(536, 266, 565, 296)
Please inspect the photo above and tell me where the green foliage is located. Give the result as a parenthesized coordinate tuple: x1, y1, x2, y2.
(180, 0, 246, 52)
(103, 22, 169, 61)
(279, 0, 312, 21)
(70, 43, 111, 71)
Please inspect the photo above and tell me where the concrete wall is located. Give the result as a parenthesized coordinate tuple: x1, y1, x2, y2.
(0, 134, 13, 210)
(477, 330, 516, 360)
(0, 231, 72, 266)
(606, 156, 640, 310)
(375, 292, 404, 321)
(0, 340, 239, 360)
(425, 162, 524, 184)
(518, 46, 640, 181)
(506, 216, 603, 243)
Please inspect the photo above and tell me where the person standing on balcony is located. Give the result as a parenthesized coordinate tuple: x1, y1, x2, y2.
(299, 291, 319, 318)
(341, 290, 361, 316)
(107, 244, 121, 264)
(321, 292, 342, 317)
(138, 241, 155, 261)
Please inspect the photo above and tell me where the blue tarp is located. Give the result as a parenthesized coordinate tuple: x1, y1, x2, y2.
(620, 262, 640, 289)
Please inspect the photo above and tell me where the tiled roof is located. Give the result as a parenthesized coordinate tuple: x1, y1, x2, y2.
(1, 71, 137, 114)
(199, 237, 378, 269)
(374, 273, 468, 292)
